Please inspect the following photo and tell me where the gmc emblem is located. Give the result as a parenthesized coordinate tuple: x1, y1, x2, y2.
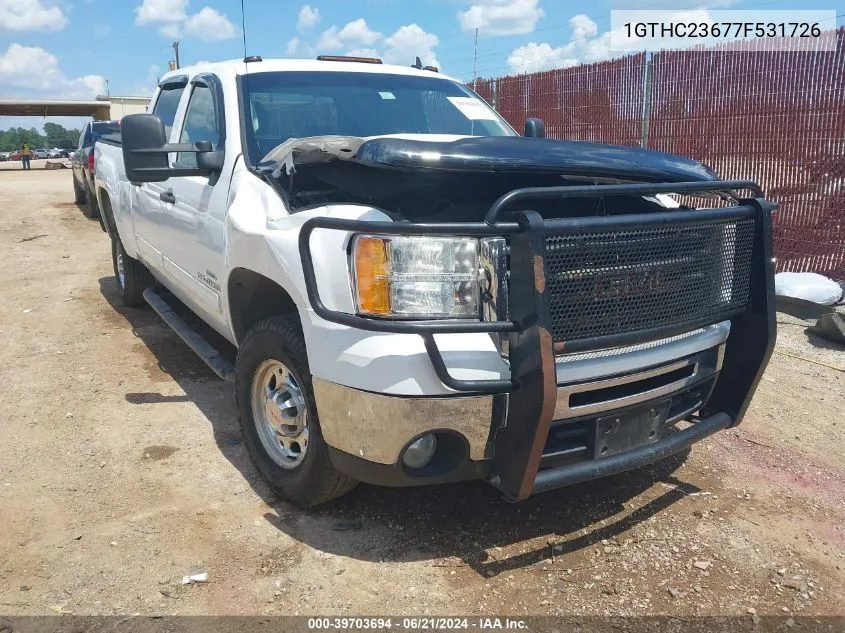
(595, 268, 664, 300)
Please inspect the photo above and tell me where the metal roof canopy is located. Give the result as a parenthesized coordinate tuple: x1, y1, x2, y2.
(0, 99, 111, 119)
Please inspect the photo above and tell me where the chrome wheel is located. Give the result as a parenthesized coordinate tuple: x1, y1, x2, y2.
(250, 359, 309, 469)
(115, 242, 126, 289)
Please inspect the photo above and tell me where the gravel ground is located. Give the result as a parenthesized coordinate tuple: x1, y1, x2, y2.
(0, 166, 843, 618)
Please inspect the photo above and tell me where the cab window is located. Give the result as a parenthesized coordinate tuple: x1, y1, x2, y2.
(176, 83, 220, 168)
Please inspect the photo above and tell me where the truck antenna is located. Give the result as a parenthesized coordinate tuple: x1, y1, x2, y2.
(240, 0, 248, 59)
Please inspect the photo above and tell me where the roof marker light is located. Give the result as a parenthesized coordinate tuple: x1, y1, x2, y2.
(317, 55, 382, 64)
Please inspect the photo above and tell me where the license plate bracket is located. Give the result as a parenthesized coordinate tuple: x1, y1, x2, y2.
(594, 401, 670, 458)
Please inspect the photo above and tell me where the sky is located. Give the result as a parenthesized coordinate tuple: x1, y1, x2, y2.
(1, 0, 841, 132)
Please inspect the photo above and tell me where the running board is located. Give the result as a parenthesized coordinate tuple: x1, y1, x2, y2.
(143, 287, 235, 382)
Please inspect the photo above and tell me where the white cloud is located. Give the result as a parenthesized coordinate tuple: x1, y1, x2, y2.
(337, 19, 381, 45)
(383, 24, 439, 68)
(159, 23, 180, 38)
(183, 6, 238, 41)
(134, 0, 187, 25)
(297, 4, 320, 31)
(286, 36, 300, 56)
(458, 0, 543, 36)
(507, 15, 617, 73)
(0, 0, 67, 31)
(505, 9, 727, 74)
(570, 14, 598, 40)
(317, 26, 343, 51)
(507, 42, 577, 74)
(303, 19, 440, 69)
(317, 18, 382, 51)
(0, 43, 106, 99)
(316, 26, 341, 50)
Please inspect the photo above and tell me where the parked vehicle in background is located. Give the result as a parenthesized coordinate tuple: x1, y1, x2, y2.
(8, 150, 23, 161)
(33, 148, 51, 159)
(0, 151, 9, 161)
(94, 56, 776, 508)
(72, 120, 120, 219)
(49, 148, 70, 158)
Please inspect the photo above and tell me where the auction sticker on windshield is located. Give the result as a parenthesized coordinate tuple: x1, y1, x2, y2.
(447, 97, 498, 121)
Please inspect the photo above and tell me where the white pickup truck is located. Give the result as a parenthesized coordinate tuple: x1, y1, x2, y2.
(94, 55, 776, 507)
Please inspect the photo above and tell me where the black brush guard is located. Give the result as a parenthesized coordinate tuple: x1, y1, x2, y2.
(298, 180, 777, 501)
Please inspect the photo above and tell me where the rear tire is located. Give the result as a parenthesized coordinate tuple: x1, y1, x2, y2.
(111, 236, 152, 308)
(84, 185, 100, 219)
(235, 315, 357, 507)
(72, 176, 85, 204)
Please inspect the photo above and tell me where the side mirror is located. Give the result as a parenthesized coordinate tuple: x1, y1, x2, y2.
(121, 113, 218, 183)
(524, 118, 546, 138)
(122, 114, 169, 182)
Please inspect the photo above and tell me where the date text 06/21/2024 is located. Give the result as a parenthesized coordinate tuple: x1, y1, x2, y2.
(306, 617, 529, 630)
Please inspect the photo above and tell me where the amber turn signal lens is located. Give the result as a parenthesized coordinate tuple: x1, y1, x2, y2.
(354, 236, 390, 315)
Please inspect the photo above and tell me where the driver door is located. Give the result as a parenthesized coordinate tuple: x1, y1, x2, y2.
(156, 75, 229, 332)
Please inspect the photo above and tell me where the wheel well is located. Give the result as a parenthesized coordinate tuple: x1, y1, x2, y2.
(228, 269, 299, 345)
(98, 188, 117, 236)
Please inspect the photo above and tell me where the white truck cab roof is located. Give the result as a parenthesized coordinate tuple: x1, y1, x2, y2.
(158, 57, 458, 85)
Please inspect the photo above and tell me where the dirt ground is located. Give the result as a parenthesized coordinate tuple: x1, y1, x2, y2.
(0, 166, 843, 618)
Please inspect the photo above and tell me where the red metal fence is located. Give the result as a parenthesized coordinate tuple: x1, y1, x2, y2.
(475, 28, 845, 280)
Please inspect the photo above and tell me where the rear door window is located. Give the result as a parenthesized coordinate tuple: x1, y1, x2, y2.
(152, 83, 187, 137)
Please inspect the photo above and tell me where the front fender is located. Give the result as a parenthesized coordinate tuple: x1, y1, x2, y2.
(224, 168, 390, 334)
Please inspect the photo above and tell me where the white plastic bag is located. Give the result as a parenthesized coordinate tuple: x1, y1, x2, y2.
(774, 272, 843, 306)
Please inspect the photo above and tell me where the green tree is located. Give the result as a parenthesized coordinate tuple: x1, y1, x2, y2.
(0, 123, 81, 151)
(44, 122, 81, 148)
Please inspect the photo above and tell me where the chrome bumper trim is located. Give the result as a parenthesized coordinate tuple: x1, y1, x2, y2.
(312, 378, 494, 465)
(555, 320, 731, 385)
(553, 344, 724, 420)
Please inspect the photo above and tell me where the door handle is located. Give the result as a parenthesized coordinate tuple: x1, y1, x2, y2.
(160, 190, 176, 204)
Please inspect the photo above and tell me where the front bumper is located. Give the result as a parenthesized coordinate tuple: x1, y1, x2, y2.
(314, 337, 729, 491)
(300, 182, 777, 500)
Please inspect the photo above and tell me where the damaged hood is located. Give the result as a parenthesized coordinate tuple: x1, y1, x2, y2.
(262, 134, 718, 184)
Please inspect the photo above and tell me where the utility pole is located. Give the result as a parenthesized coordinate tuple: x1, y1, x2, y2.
(472, 28, 478, 90)
(172, 41, 181, 69)
(640, 52, 653, 148)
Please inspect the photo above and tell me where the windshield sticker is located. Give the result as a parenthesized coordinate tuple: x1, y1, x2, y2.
(378, 91, 396, 100)
(447, 96, 498, 121)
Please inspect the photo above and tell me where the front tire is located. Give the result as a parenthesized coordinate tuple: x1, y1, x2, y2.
(235, 315, 357, 507)
(111, 236, 152, 307)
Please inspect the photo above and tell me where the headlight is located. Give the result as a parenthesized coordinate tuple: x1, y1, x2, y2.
(352, 235, 479, 318)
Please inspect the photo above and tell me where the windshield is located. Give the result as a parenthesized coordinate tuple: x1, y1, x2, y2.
(240, 71, 515, 165)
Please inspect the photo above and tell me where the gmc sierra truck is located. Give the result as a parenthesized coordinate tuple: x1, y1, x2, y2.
(94, 55, 776, 507)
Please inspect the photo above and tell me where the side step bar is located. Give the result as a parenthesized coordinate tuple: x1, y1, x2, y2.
(143, 287, 235, 382)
